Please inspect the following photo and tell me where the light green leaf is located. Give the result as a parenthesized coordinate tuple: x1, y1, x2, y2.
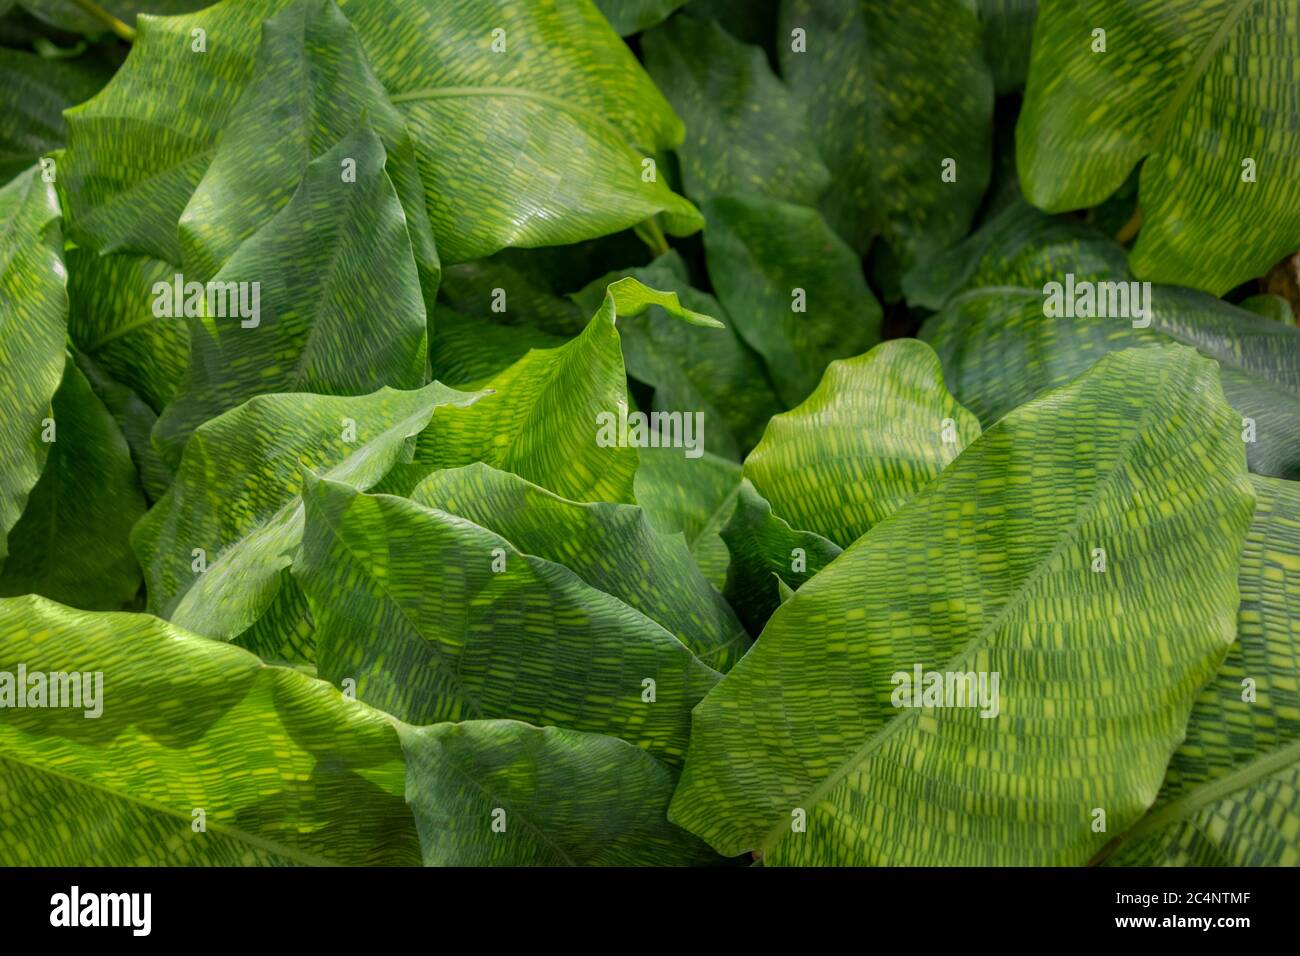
(670, 346, 1254, 864)
(0, 357, 146, 610)
(573, 250, 783, 459)
(413, 278, 716, 504)
(921, 283, 1300, 479)
(1017, 0, 1300, 294)
(1103, 475, 1300, 866)
(778, 0, 993, 264)
(744, 339, 981, 547)
(411, 462, 749, 672)
(177, 0, 438, 301)
(295, 475, 720, 766)
(701, 194, 882, 406)
(720, 478, 840, 636)
(642, 15, 829, 205)
(0, 594, 422, 865)
(66, 248, 188, 412)
(0, 166, 67, 566)
(132, 382, 483, 644)
(0, 48, 111, 182)
(594, 0, 687, 35)
(399, 719, 719, 865)
(634, 445, 740, 589)
(154, 127, 429, 465)
(60, 0, 700, 264)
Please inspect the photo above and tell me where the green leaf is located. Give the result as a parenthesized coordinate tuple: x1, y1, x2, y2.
(743, 339, 981, 547)
(0, 357, 146, 609)
(429, 307, 566, 387)
(573, 250, 783, 459)
(1102, 475, 1300, 866)
(295, 474, 720, 767)
(642, 15, 830, 205)
(701, 194, 882, 406)
(413, 278, 716, 505)
(594, 0, 687, 35)
(0, 166, 67, 566)
(74, 349, 174, 503)
(921, 283, 1300, 479)
(0, 48, 111, 182)
(976, 0, 1037, 94)
(177, 0, 438, 302)
(670, 346, 1255, 864)
(720, 478, 841, 636)
(131, 382, 483, 644)
(438, 255, 587, 338)
(17, 1, 210, 35)
(59, 0, 701, 264)
(154, 127, 430, 465)
(634, 445, 740, 590)
(411, 462, 749, 672)
(1238, 294, 1294, 325)
(0, 593, 422, 865)
(66, 248, 189, 412)
(399, 719, 718, 865)
(777, 0, 993, 263)
(1017, 0, 1300, 295)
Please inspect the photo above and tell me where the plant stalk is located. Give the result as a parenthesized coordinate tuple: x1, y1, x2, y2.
(70, 0, 136, 43)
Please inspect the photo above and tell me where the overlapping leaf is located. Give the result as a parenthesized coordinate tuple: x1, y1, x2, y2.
(634, 445, 740, 589)
(59, 0, 701, 264)
(1018, 0, 1300, 294)
(701, 194, 882, 406)
(132, 382, 483, 644)
(411, 463, 749, 672)
(0, 48, 111, 181)
(0, 166, 67, 565)
(777, 0, 993, 266)
(670, 347, 1254, 864)
(295, 475, 720, 766)
(154, 127, 429, 465)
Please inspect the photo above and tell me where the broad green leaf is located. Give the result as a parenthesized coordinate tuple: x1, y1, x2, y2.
(154, 128, 429, 465)
(1017, 0, 1300, 295)
(573, 251, 783, 459)
(701, 194, 882, 406)
(411, 463, 749, 672)
(902, 199, 1130, 311)
(594, 0, 687, 35)
(413, 278, 717, 504)
(1102, 475, 1300, 866)
(0, 594, 422, 865)
(743, 339, 981, 547)
(642, 15, 830, 205)
(295, 475, 720, 766)
(0, 357, 146, 609)
(976, 0, 1037, 94)
(0, 166, 67, 566)
(60, 0, 701, 264)
(670, 346, 1255, 864)
(1239, 294, 1295, 325)
(777, 0, 993, 264)
(921, 284, 1300, 479)
(634, 445, 740, 589)
(16, 1, 209, 35)
(177, 0, 438, 302)
(429, 307, 565, 387)
(132, 382, 483, 643)
(438, 255, 587, 338)
(66, 248, 188, 412)
(0, 48, 111, 181)
(399, 719, 718, 865)
(75, 349, 173, 503)
(720, 478, 840, 636)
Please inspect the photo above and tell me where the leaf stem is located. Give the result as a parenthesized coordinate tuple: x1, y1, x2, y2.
(1115, 206, 1143, 245)
(69, 0, 136, 43)
(634, 217, 670, 258)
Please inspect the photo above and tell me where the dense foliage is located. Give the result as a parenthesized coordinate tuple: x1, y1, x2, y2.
(1, 0, 1298, 866)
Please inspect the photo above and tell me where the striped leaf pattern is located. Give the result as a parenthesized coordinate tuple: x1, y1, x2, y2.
(295, 475, 720, 767)
(669, 347, 1254, 864)
(634, 446, 741, 589)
